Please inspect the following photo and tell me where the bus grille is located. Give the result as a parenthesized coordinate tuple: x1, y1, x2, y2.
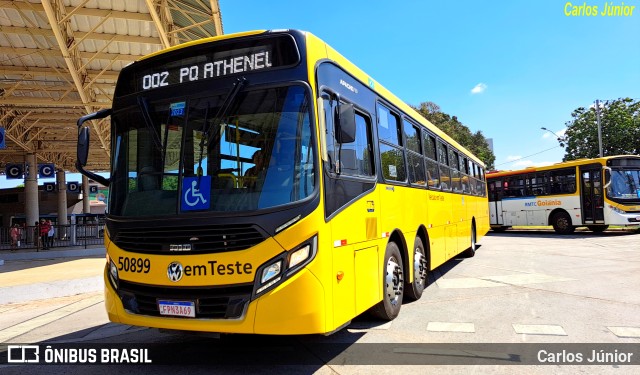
(112, 224, 266, 254)
(117, 280, 253, 319)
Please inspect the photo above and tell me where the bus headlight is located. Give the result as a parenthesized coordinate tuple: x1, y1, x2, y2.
(289, 245, 310, 269)
(285, 236, 317, 276)
(609, 205, 625, 214)
(253, 235, 317, 298)
(256, 261, 282, 295)
(261, 261, 282, 284)
(108, 258, 119, 289)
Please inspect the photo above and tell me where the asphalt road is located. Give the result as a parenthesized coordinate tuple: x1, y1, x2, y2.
(1, 229, 639, 374)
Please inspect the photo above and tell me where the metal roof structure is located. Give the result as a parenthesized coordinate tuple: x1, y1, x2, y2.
(0, 0, 223, 173)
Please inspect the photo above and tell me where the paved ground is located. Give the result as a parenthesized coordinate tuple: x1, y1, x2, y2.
(0, 229, 639, 374)
(0, 247, 104, 304)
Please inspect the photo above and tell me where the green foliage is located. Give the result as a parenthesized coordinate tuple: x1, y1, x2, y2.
(380, 147, 406, 181)
(163, 176, 179, 190)
(127, 175, 179, 191)
(564, 98, 640, 161)
(413, 102, 496, 169)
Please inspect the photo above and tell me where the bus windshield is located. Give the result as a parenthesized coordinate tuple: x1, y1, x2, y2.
(109, 84, 315, 216)
(608, 169, 640, 200)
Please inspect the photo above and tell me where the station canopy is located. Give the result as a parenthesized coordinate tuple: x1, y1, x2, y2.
(0, 0, 223, 173)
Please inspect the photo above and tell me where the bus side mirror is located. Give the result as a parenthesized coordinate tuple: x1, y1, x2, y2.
(603, 166, 612, 189)
(77, 127, 89, 167)
(76, 108, 112, 187)
(336, 103, 356, 144)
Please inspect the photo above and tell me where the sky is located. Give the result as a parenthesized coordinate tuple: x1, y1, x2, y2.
(218, 0, 639, 169)
(2, 0, 638, 188)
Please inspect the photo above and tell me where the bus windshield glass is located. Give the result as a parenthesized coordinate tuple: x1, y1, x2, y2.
(608, 169, 640, 200)
(109, 84, 315, 216)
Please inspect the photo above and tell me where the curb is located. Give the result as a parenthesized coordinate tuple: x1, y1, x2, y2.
(0, 247, 105, 263)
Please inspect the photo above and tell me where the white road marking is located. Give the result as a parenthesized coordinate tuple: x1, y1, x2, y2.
(427, 322, 475, 333)
(0, 294, 103, 343)
(512, 324, 567, 336)
(348, 321, 393, 330)
(607, 326, 640, 338)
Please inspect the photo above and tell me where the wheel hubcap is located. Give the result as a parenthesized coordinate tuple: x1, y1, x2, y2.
(385, 256, 403, 306)
(414, 249, 427, 286)
(557, 217, 569, 229)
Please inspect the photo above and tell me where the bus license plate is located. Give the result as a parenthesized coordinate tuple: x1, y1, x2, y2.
(158, 300, 196, 318)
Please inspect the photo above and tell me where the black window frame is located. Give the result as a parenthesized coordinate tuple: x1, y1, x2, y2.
(377, 102, 407, 183)
(403, 119, 426, 186)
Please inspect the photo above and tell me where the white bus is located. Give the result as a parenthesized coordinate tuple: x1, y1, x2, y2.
(487, 155, 640, 234)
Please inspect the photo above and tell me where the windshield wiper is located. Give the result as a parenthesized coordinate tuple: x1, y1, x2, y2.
(195, 77, 247, 177)
(138, 96, 164, 152)
(204, 77, 247, 148)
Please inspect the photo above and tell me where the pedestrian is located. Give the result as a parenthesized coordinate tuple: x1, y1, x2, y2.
(39, 219, 50, 250)
(10, 224, 20, 252)
(47, 220, 55, 249)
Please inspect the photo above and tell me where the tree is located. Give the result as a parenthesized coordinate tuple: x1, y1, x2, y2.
(413, 101, 496, 169)
(563, 98, 640, 161)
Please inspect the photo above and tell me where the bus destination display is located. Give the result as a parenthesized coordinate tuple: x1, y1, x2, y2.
(140, 48, 273, 90)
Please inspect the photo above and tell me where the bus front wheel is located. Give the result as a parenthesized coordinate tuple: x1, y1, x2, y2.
(552, 212, 575, 234)
(405, 237, 427, 301)
(370, 242, 404, 320)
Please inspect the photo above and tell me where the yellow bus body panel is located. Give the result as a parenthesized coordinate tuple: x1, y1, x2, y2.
(102, 30, 490, 335)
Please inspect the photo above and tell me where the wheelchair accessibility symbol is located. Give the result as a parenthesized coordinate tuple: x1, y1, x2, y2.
(181, 176, 211, 211)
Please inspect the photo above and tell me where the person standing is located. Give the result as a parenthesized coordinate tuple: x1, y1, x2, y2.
(46, 219, 55, 249)
(39, 219, 50, 250)
(10, 224, 20, 252)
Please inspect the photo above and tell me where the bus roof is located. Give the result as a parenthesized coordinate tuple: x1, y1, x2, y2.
(486, 155, 640, 178)
(131, 29, 486, 168)
(305, 31, 485, 167)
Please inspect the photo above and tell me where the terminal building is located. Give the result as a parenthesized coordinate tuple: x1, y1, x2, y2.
(0, 1, 224, 235)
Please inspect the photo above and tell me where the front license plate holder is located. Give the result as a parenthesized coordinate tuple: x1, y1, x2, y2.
(158, 300, 196, 318)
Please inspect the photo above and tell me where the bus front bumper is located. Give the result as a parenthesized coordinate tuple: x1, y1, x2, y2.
(104, 265, 327, 335)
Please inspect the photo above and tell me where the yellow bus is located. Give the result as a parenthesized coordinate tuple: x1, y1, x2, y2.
(76, 30, 489, 335)
(487, 155, 640, 234)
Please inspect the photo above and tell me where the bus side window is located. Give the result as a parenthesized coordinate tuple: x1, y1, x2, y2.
(437, 140, 450, 191)
(423, 132, 440, 189)
(324, 96, 374, 178)
(341, 112, 374, 177)
(377, 103, 406, 182)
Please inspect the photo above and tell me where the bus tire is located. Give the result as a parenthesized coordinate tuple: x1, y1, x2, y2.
(491, 226, 509, 232)
(370, 242, 404, 320)
(463, 223, 477, 257)
(552, 211, 575, 234)
(588, 225, 609, 233)
(405, 236, 427, 301)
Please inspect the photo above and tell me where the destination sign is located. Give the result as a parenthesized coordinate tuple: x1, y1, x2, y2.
(115, 35, 300, 95)
(140, 48, 273, 91)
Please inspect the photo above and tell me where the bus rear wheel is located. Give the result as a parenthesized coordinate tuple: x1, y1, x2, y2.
(370, 242, 404, 320)
(588, 225, 609, 233)
(552, 211, 575, 234)
(463, 223, 477, 257)
(405, 237, 427, 301)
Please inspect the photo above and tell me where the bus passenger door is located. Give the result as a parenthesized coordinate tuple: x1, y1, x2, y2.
(580, 165, 605, 224)
(489, 180, 503, 225)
